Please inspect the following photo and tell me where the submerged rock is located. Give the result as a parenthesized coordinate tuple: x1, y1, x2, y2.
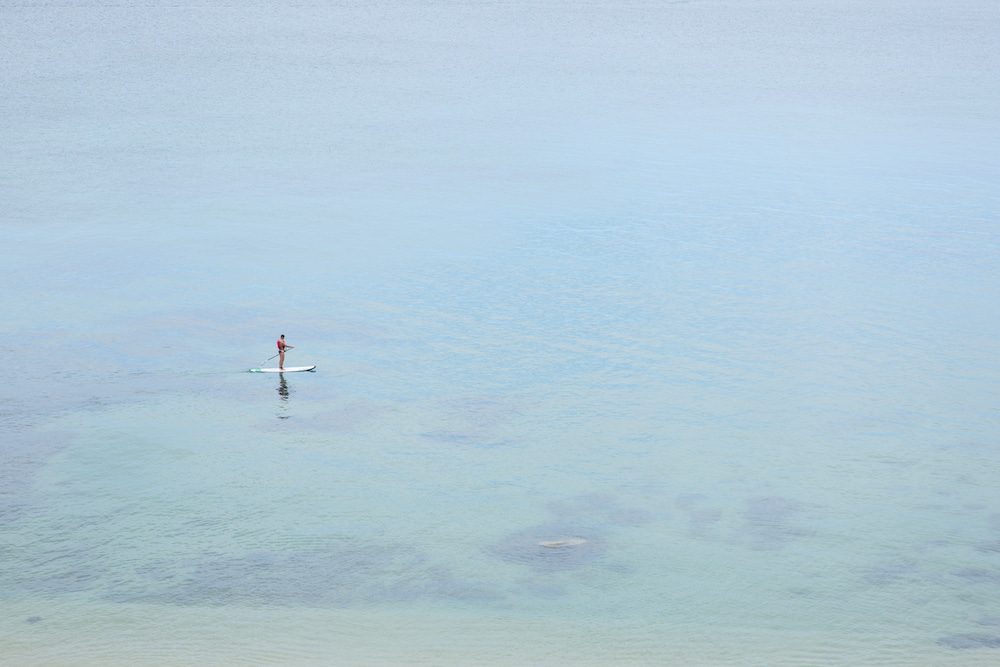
(539, 538, 587, 548)
(487, 524, 605, 571)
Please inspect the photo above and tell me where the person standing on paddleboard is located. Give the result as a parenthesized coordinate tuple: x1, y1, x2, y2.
(277, 334, 294, 370)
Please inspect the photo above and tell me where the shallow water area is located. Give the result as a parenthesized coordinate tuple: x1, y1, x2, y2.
(3, 0, 1000, 665)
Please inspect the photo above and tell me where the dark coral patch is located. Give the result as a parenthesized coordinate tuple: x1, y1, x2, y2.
(952, 568, 1000, 583)
(674, 494, 723, 539)
(858, 562, 920, 586)
(937, 634, 1000, 649)
(106, 544, 498, 607)
(976, 540, 1000, 553)
(742, 496, 812, 550)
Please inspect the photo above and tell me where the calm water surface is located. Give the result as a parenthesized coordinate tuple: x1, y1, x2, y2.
(2, 1, 999, 665)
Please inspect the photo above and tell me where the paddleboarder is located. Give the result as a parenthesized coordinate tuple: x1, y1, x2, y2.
(276, 334, 294, 370)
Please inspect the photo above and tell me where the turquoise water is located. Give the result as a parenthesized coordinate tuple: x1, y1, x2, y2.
(3, 1, 1000, 665)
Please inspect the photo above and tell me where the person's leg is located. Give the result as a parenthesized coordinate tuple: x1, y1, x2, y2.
(279, 350, 285, 369)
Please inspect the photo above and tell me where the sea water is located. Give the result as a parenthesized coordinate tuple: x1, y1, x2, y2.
(2, 1, 999, 665)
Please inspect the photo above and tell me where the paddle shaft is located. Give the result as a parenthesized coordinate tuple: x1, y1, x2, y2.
(260, 345, 294, 368)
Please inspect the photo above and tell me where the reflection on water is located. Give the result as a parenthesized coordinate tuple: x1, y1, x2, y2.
(277, 375, 290, 418)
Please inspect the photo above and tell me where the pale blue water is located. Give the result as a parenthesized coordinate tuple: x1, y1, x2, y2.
(2, 1, 999, 665)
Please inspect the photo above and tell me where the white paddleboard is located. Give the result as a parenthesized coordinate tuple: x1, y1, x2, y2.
(250, 366, 316, 373)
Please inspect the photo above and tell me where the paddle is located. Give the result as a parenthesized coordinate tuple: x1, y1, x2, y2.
(259, 351, 281, 367)
(258, 343, 294, 369)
